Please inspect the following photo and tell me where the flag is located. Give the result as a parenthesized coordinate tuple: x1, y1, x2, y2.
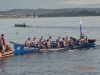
(80, 20, 82, 37)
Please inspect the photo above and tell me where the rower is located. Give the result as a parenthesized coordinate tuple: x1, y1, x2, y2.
(25, 38, 31, 46)
(49, 36, 53, 47)
(30, 37, 36, 47)
(56, 36, 61, 47)
(38, 38, 46, 48)
(65, 36, 69, 46)
(41, 36, 45, 42)
(73, 39, 77, 45)
(46, 39, 51, 48)
(49, 36, 52, 42)
(40, 36, 46, 44)
(62, 38, 68, 47)
(69, 37, 74, 46)
(72, 35, 77, 45)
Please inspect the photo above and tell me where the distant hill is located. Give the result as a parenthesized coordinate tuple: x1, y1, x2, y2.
(0, 8, 100, 18)
(38, 10, 100, 17)
(0, 8, 100, 15)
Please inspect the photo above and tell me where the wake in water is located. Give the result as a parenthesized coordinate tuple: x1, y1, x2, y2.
(18, 26, 100, 29)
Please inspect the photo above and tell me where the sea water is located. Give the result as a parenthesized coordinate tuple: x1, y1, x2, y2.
(0, 17, 100, 75)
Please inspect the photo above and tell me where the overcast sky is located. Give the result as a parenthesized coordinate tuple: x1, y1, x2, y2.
(0, 0, 100, 11)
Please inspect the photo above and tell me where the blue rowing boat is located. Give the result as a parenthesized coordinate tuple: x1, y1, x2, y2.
(13, 40, 95, 54)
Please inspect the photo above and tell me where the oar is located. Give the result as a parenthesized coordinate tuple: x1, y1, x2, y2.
(9, 41, 15, 44)
(9, 41, 24, 46)
(9, 41, 39, 48)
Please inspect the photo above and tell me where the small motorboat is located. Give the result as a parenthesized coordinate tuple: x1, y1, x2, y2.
(15, 24, 26, 27)
(15, 22, 26, 27)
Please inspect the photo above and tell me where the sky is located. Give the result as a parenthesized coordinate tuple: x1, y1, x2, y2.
(0, 0, 100, 11)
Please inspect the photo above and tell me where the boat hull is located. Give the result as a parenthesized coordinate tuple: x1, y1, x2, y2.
(14, 42, 95, 54)
(14, 44, 39, 54)
(15, 25, 26, 27)
(80, 42, 95, 48)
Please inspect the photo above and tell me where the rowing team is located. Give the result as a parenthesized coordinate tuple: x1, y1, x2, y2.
(25, 35, 89, 48)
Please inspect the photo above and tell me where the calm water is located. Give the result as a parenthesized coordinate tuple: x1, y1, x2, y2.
(0, 17, 100, 75)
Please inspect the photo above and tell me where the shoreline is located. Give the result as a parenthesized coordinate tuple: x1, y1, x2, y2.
(0, 16, 100, 19)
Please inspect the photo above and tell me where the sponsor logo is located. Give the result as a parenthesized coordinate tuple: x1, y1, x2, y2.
(23, 47, 38, 50)
(17, 46, 21, 50)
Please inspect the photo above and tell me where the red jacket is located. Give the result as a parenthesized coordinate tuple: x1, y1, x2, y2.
(2, 37, 6, 46)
